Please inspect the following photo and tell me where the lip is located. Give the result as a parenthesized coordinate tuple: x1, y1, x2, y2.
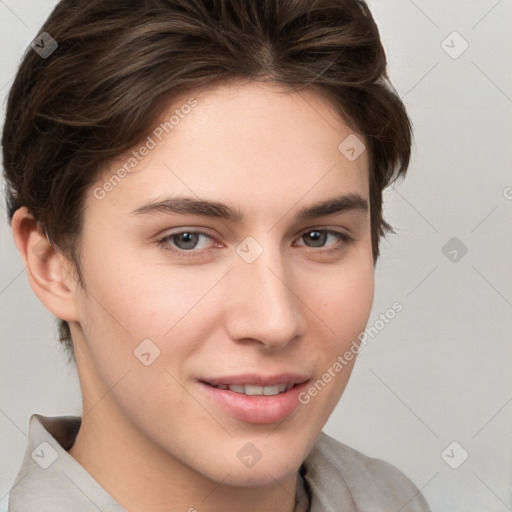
(198, 373, 310, 425)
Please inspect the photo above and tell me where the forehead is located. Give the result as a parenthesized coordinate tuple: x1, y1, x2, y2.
(89, 80, 369, 219)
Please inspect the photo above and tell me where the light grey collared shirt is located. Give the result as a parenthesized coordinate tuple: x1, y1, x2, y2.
(4, 413, 431, 511)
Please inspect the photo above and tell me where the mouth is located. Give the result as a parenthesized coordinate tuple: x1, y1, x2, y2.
(206, 383, 295, 396)
(197, 374, 310, 424)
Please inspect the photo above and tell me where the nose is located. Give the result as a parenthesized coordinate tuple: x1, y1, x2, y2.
(223, 242, 306, 350)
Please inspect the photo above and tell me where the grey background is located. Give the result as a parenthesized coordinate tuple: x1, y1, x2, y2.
(1, 1, 511, 511)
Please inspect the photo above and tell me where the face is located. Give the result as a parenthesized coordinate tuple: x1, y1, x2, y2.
(70, 80, 374, 486)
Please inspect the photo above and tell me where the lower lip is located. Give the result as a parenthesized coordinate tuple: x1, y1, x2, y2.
(198, 381, 308, 424)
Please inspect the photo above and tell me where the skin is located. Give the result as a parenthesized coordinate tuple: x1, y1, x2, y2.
(12, 80, 374, 512)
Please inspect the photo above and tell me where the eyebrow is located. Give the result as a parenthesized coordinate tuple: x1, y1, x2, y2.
(130, 193, 368, 223)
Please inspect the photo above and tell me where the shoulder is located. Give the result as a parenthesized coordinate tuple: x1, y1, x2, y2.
(6, 414, 125, 512)
(302, 431, 431, 512)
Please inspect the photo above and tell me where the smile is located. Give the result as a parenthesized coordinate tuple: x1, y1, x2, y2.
(211, 383, 294, 395)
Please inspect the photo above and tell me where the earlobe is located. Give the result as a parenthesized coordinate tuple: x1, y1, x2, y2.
(11, 206, 80, 323)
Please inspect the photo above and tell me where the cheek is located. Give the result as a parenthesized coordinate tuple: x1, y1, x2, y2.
(341, 265, 374, 331)
(298, 256, 374, 420)
(78, 246, 220, 343)
(311, 255, 374, 344)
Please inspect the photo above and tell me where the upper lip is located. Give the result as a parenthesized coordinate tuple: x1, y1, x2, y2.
(200, 373, 310, 387)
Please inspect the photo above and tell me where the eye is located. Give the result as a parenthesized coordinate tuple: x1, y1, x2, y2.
(158, 230, 214, 254)
(295, 229, 351, 250)
(300, 229, 350, 248)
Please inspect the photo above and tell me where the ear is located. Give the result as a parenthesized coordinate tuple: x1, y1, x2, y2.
(11, 207, 80, 323)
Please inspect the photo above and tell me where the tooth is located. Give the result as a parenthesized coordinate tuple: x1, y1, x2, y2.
(244, 384, 263, 396)
(262, 385, 281, 396)
(225, 383, 291, 395)
(228, 384, 245, 393)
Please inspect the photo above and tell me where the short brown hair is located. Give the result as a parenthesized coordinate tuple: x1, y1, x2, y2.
(2, 0, 413, 364)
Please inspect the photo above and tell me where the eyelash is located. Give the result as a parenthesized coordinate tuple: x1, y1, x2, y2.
(156, 229, 353, 259)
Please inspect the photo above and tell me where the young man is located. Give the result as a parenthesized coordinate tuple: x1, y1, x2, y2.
(3, 0, 430, 510)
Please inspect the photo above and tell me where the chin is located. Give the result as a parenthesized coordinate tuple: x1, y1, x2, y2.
(193, 444, 303, 488)
(220, 460, 300, 488)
